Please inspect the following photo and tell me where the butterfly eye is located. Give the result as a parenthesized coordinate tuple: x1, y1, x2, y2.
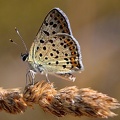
(21, 53, 29, 61)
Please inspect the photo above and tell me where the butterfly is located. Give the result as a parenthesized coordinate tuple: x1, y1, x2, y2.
(21, 8, 84, 84)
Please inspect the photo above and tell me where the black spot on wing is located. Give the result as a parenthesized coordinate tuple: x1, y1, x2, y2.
(43, 30, 49, 36)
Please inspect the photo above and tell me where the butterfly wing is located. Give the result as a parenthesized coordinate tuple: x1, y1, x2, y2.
(28, 8, 84, 81)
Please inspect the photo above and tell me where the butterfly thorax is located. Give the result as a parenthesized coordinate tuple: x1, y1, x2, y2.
(27, 42, 45, 73)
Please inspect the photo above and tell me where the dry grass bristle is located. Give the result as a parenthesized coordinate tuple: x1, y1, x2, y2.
(23, 81, 120, 118)
(0, 81, 119, 118)
(0, 87, 27, 114)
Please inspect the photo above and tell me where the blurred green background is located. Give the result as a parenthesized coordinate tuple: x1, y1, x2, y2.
(0, 0, 120, 120)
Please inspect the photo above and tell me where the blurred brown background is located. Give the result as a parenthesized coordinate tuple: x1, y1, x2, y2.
(0, 0, 120, 120)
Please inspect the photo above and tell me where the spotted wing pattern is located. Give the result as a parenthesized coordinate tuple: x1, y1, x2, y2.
(28, 8, 84, 81)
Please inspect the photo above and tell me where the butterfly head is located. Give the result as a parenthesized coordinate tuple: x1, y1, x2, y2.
(21, 53, 29, 61)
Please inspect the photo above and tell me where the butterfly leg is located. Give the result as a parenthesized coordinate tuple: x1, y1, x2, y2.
(26, 71, 31, 85)
(29, 70, 36, 85)
(45, 73, 50, 83)
(26, 70, 36, 85)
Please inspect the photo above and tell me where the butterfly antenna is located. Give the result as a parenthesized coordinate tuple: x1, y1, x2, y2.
(15, 27, 28, 53)
(9, 39, 18, 46)
(9, 39, 22, 50)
